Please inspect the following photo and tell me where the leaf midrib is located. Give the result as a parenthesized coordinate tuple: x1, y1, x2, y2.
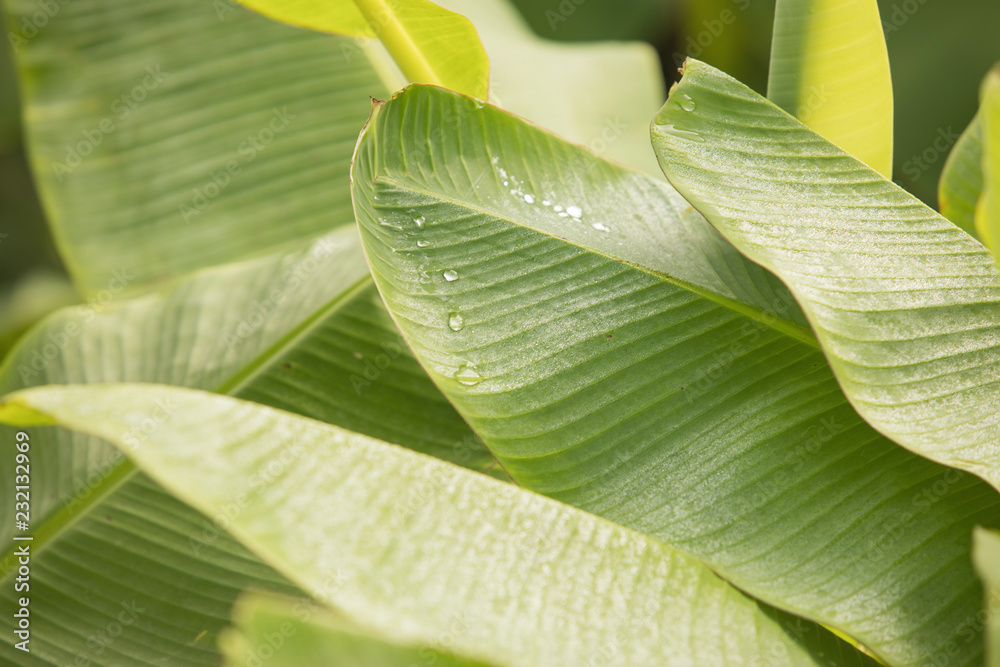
(0, 273, 376, 578)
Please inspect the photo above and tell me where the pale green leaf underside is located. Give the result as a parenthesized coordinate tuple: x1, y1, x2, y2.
(0, 384, 878, 667)
(973, 527, 1000, 667)
(978, 66, 1000, 252)
(0, 229, 496, 665)
(654, 59, 1000, 494)
(353, 84, 1000, 666)
(221, 593, 499, 667)
(435, 0, 665, 177)
(237, 0, 490, 99)
(768, 0, 893, 177)
(5, 0, 389, 296)
(939, 113, 984, 237)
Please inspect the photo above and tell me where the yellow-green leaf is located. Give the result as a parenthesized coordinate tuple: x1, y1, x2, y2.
(976, 65, 1000, 253)
(768, 0, 893, 177)
(973, 527, 1000, 667)
(237, 0, 490, 99)
(939, 113, 984, 237)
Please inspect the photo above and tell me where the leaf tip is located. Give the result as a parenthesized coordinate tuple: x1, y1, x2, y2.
(0, 395, 56, 427)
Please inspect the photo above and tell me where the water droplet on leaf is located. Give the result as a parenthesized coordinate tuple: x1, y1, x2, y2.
(661, 124, 703, 142)
(448, 312, 465, 331)
(454, 363, 483, 386)
(443, 269, 459, 282)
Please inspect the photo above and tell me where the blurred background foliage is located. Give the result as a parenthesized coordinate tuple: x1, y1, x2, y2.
(0, 0, 997, 346)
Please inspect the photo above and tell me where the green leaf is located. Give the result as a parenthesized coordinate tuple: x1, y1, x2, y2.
(939, 113, 984, 237)
(221, 593, 499, 667)
(352, 83, 1000, 666)
(0, 229, 497, 665)
(973, 527, 1000, 667)
(236, 0, 490, 99)
(653, 59, 1000, 493)
(0, 383, 879, 667)
(978, 66, 1000, 252)
(767, 0, 893, 177)
(5, 0, 391, 297)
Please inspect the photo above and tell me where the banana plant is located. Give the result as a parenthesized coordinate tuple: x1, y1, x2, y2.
(1, 0, 999, 665)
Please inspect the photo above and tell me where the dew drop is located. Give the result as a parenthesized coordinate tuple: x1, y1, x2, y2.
(454, 363, 483, 386)
(566, 205, 583, 219)
(413, 215, 426, 227)
(416, 240, 430, 248)
(524, 194, 536, 204)
(443, 269, 459, 282)
(678, 94, 697, 112)
(542, 200, 552, 206)
(661, 124, 703, 142)
(592, 222, 611, 232)
(448, 312, 465, 331)
(553, 205, 563, 212)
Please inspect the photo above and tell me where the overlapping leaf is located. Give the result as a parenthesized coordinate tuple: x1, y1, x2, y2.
(940, 114, 984, 236)
(222, 594, 499, 667)
(0, 228, 496, 665)
(0, 383, 878, 667)
(768, 0, 893, 176)
(974, 527, 1000, 667)
(236, 0, 489, 99)
(653, 59, 1000, 493)
(978, 66, 1000, 252)
(352, 83, 1000, 666)
(4, 0, 393, 296)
